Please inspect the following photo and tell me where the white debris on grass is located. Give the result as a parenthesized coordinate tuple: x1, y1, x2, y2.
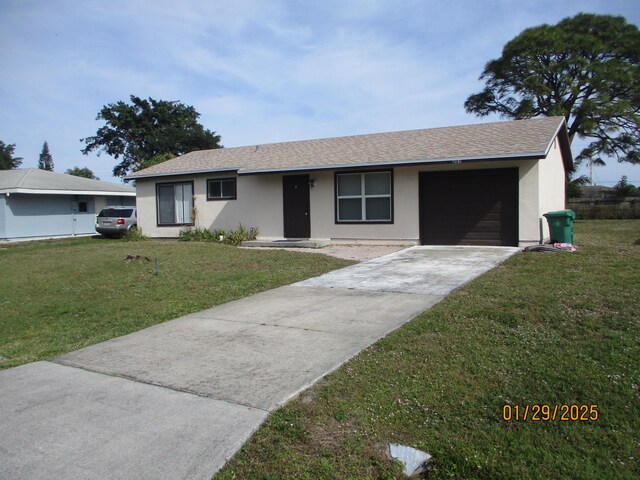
(387, 443, 432, 477)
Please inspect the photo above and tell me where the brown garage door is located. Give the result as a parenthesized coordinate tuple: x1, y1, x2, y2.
(419, 168, 518, 246)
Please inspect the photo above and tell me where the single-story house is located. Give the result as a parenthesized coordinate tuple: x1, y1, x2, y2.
(0, 168, 135, 241)
(127, 116, 572, 247)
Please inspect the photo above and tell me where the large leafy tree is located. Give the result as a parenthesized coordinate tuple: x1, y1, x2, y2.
(0, 141, 23, 170)
(37, 141, 54, 171)
(134, 152, 176, 173)
(465, 13, 640, 166)
(81, 95, 222, 179)
(65, 166, 99, 180)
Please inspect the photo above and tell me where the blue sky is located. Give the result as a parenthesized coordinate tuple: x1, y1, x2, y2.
(1, 0, 638, 185)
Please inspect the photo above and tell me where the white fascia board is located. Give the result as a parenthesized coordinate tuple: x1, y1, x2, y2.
(543, 119, 567, 156)
(542, 119, 574, 170)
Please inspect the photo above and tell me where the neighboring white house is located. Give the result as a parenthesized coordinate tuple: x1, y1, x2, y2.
(0, 169, 135, 241)
(127, 117, 573, 247)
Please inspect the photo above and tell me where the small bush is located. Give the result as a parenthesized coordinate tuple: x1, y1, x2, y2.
(179, 224, 258, 246)
(225, 224, 258, 246)
(178, 227, 217, 242)
(122, 227, 149, 242)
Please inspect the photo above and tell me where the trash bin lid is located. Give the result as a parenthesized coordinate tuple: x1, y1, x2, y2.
(543, 209, 576, 218)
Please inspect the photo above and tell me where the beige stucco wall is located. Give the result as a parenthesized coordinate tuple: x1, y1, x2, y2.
(517, 160, 541, 244)
(310, 160, 544, 245)
(536, 138, 568, 242)
(309, 168, 418, 242)
(135, 146, 567, 245)
(135, 173, 284, 238)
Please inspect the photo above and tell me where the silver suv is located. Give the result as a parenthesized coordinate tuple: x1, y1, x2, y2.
(96, 206, 137, 237)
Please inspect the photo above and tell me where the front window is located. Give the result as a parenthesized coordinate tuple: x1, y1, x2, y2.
(207, 178, 237, 200)
(157, 182, 193, 225)
(336, 171, 392, 222)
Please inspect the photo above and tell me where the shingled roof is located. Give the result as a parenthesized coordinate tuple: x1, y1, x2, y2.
(0, 169, 135, 195)
(127, 116, 571, 179)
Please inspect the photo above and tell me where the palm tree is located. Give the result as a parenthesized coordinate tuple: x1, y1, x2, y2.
(567, 172, 590, 198)
(0, 141, 23, 170)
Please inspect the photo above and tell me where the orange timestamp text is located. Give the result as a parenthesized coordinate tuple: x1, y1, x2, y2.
(502, 404, 599, 422)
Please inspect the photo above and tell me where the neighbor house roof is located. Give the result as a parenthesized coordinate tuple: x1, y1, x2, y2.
(127, 116, 572, 180)
(0, 169, 136, 196)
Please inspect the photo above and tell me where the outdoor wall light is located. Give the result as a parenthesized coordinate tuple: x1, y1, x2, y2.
(308, 179, 317, 188)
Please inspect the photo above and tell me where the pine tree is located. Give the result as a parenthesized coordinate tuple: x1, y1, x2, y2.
(38, 141, 54, 171)
(465, 13, 640, 165)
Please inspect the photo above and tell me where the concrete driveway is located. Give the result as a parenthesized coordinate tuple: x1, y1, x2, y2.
(0, 246, 518, 480)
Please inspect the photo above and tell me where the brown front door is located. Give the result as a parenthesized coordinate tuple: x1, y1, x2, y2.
(283, 175, 311, 238)
(419, 168, 518, 246)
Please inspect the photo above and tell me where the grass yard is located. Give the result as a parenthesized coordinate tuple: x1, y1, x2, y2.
(215, 220, 640, 480)
(0, 237, 353, 370)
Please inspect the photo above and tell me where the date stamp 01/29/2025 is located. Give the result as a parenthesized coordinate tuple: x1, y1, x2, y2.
(502, 404, 599, 422)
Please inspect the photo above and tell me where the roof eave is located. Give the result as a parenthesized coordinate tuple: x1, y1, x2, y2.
(543, 118, 574, 171)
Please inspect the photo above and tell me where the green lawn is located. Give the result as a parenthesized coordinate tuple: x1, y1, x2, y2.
(215, 220, 640, 480)
(0, 236, 353, 370)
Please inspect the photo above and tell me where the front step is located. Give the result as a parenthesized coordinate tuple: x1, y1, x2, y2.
(241, 239, 330, 249)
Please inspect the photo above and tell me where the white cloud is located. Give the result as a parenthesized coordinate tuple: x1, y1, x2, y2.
(0, 0, 638, 184)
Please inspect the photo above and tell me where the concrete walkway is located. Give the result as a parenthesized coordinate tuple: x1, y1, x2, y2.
(0, 246, 518, 480)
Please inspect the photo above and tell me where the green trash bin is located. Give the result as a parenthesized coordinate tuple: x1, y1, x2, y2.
(543, 210, 576, 243)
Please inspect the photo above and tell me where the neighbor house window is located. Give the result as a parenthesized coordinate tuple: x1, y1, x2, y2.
(207, 178, 237, 200)
(156, 182, 193, 225)
(336, 170, 393, 223)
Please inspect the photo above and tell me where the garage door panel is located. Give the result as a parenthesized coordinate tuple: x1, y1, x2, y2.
(429, 220, 502, 231)
(419, 169, 518, 246)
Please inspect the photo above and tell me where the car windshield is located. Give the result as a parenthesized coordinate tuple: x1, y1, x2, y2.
(98, 208, 133, 218)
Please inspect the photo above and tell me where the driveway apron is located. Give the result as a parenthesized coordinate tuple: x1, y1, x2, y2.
(0, 246, 518, 479)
